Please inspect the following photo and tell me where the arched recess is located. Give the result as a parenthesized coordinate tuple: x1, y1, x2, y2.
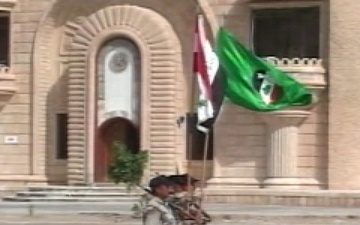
(95, 117, 140, 182)
(67, 6, 184, 184)
(32, 2, 195, 184)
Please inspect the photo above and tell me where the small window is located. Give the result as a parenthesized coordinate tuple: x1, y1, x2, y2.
(252, 7, 320, 58)
(0, 11, 10, 66)
(56, 114, 68, 159)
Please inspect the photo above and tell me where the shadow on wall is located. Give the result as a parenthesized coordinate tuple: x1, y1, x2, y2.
(45, 68, 69, 185)
(211, 0, 266, 187)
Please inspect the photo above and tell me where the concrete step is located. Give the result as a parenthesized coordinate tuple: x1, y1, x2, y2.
(2, 185, 145, 202)
(28, 186, 139, 193)
(16, 191, 140, 198)
(3, 196, 139, 202)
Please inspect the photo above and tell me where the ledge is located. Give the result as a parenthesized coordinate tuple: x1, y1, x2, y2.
(0, 66, 16, 110)
(0, 0, 17, 11)
(265, 57, 327, 88)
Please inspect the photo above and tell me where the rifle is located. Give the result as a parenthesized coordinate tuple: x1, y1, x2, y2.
(180, 196, 211, 224)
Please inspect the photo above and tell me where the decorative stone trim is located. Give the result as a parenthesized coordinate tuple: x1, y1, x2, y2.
(265, 57, 326, 87)
(65, 6, 181, 183)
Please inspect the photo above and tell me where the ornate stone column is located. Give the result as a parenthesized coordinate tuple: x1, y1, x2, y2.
(261, 110, 309, 189)
(260, 58, 327, 190)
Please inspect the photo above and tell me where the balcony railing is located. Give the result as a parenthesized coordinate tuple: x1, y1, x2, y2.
(265, 57, 326, 88)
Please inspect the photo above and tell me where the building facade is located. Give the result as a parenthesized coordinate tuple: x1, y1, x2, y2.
(0, 0, 358, 198)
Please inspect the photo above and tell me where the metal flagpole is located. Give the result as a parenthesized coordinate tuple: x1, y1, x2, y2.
(187, 7, 201, 199)
(199, 130, 210, 207)
(199, 14, 224, 209)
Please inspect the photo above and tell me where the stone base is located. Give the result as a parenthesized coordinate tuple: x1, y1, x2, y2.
(0, 175, 49, 186)
(206, 177, 261, 189)
(204, 189, 360, 207)
(263, 178, 324, 190)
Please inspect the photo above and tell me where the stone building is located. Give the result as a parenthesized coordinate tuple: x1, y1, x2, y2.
(0, 0, 359, 204)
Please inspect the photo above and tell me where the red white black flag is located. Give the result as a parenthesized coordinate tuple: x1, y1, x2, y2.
(193, 15, 219, 133)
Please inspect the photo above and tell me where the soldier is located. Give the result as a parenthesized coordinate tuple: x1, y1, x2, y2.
(143, 176, 177, 225)
(179, 174, 200, 194)
(166, 174, 208, 225)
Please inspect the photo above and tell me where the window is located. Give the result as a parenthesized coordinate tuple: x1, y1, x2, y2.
(97, 38, 141, 125)
(56, 114, 68, 159)
(186, 113, 213, 160)
(252, 7, 320, 58)
(0, 11, 9, 66)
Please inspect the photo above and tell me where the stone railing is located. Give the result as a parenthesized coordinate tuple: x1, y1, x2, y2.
(265, 57, 326, 88)
(0, 65, 16, 110)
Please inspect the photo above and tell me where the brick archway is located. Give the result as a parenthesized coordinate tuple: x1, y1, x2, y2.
(32, 1, 205, 184)
(66, 5, 183, 184)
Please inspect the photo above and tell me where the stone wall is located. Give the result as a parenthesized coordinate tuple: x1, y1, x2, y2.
(298, 96, 328, 187)
(0, 0, 53, 185)
(0, 0, 332, 190)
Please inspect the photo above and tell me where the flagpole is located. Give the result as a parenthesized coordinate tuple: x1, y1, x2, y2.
(187, 9, 201, 199)
(199, 130, 210, 207)
(198, 13, 224, 210)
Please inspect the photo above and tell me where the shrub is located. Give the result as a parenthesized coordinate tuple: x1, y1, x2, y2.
(108, 142, 148, 190)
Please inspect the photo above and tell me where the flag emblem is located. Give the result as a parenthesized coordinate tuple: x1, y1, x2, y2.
(216, 28, 312, 111)
(252, 70, 283, 105)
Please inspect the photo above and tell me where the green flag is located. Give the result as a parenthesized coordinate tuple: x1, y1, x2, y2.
(216, 28, 312, 111)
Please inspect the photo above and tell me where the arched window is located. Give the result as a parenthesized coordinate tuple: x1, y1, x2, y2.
(97, 39, 141, 126)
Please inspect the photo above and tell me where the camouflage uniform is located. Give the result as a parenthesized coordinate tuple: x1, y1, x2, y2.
(143, 196, 177, 225)
(167, 192, 207, 225)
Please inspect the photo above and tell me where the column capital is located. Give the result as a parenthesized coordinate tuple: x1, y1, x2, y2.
(260, 110, 311, 126)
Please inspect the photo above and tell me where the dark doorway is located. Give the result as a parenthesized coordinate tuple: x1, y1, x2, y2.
(94, 117, 139, 183)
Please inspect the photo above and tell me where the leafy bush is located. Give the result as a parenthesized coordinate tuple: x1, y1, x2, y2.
(108, 142, 148, 190)
(131, 193, 152, 218)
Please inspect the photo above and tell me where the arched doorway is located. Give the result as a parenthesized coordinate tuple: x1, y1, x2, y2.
(95, 117, 139, 182)
(94, 38, 141, 183)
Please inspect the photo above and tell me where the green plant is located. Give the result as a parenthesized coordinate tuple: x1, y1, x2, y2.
(108, 142, 148, 190)
(131, 193, 152, 218)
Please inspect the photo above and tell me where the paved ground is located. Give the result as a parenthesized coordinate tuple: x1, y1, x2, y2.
(1, 202, 360, 217)
(1, 214, 360, 225)
(1, 202, 360, 224)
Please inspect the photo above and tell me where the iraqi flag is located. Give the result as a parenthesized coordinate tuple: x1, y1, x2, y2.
(193, 15, 219, 133)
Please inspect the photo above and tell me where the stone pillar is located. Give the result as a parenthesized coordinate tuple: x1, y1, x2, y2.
(262, 110, 311, 189)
